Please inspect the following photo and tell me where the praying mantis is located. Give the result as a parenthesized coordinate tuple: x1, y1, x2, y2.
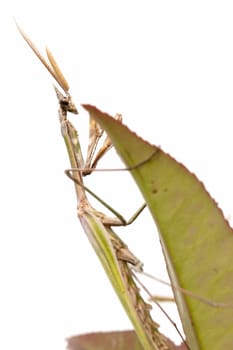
(16, 24, 177, 350)
(18, 23, 233, 350)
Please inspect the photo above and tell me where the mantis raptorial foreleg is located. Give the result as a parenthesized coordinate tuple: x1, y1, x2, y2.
(84, 114, 122, 175)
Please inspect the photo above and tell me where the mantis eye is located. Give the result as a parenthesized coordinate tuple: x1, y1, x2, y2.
(59, 98, 78, 114)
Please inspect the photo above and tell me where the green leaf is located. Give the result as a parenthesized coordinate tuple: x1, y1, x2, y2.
(83, 104, 233, 350)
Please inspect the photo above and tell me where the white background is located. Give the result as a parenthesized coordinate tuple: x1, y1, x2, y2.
(1, 1, 233, 349)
